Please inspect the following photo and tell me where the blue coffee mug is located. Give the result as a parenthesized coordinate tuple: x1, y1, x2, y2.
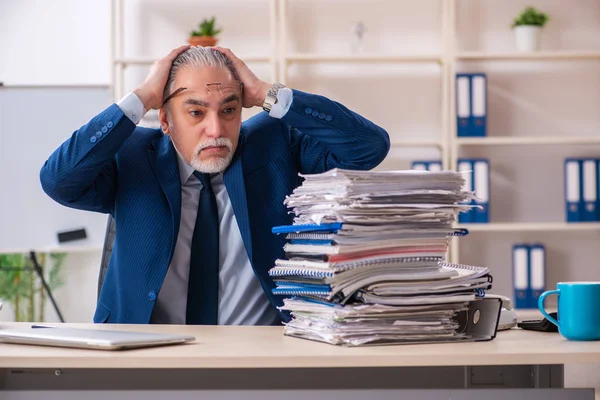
(538, 282, 600, 341)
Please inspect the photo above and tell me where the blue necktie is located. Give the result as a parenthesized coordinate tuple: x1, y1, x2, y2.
(186, 171, 219, 325)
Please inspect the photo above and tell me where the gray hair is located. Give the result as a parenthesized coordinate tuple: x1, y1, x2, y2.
(162, 47, 242, 104)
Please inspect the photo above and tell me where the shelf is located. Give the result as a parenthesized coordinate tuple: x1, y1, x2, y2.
(0, 245, 104, 255)
(286, 53, 442, 63)
(391, 139, 443, 148)
(457, 222, 600, 232)
(114, 55, 272, 65)
(456, 136, 600, 146)
(457, 50, 600, 61)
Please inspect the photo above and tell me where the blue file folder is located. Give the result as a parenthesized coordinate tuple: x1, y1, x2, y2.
(470, 73, 487, 137)
(581, 158, 597, 222)
(528, 244, 546, 308)
(564, 158, 582, 222)
(512, 244, 530, 309)
(411, 161, 427, 171)
(457, 159, 474, 223)
(472, 158, 490, 223)
(597, 159, 600, 221)
(427, 161, 443, 172)
(456, 74, 472, 137)
(411, 160, 443, 171)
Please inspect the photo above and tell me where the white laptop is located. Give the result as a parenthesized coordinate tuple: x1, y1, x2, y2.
(0, 326, 195, 350)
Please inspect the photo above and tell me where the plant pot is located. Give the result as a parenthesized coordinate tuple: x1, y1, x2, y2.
(188, 36, 218, 47)
(514, 25, 542, 52)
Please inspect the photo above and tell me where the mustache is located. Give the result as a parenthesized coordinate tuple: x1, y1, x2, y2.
(194, 138, 233, 156)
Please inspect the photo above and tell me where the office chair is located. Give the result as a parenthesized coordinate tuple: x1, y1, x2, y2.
(98, 216, 116, 298)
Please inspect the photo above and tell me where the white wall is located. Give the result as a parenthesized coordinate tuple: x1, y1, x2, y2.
(1, 0, 599, 394)
(0, 0, 110, 85)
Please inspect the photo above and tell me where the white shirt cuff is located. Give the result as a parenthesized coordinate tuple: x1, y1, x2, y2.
(268, 87, 293, 119)
(117, 92, 146, 125)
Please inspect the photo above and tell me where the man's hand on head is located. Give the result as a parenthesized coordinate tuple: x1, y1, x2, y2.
(212, 46, 272, 109)
(133, 44, 190, 111)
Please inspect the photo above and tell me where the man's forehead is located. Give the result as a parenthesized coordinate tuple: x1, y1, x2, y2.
(175, 66, 237, 88)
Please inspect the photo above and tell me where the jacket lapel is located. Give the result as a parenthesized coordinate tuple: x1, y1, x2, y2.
(147, 134, 182, 259)
(224, 138, 253, 263)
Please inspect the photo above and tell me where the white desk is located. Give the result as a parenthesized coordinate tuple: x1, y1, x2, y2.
(0, 322, 598, 399)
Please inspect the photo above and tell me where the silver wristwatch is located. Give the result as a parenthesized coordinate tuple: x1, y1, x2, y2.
(262, 83, 286, 112)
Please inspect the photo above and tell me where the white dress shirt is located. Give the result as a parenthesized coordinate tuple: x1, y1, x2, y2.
(117, 87, 292, 325)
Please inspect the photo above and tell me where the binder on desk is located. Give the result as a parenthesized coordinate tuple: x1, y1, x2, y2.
(582, 158, 597, 222)
(512, 244, 529, 309)
(470, 73, 487, 137)
(564, 158, 582, 222)
(529, 244, 546, 309)
(456, 74, 472, 137)
(457, 159, 474, 222)
(473, 159, 490, 223)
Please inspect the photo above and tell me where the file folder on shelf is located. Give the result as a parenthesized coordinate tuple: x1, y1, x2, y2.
(512, 244, 529, 309)
(470, 73, 487, 137)
(597, 159, 600, 222)
(456, 74, 472, 137)
(457, 159, 474, 223)
(473, 159, 490, 223)
(582, 158, 597, 222)
(411, 160, 443, 172)
(528, 244, 546, 309)
(564, 158, 582, 222)
(411, 161, 427, 171)
(427, 161, 442, 172)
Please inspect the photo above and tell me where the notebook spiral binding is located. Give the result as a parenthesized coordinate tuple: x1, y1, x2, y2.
(438, 261, 488, 272)
(270, 256, 444, 278)
(272, 289, 331, 297)
(286, 233, 333, 240)
(285, 228, 468, 240)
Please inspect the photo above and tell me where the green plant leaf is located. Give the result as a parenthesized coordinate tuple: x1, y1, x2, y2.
(511, 6, 549, 28)
(190, 16, 222, 37)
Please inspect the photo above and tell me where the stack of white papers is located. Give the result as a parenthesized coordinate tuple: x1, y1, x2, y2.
(269, 168, 493, 346)
(279, 299, 470, 346)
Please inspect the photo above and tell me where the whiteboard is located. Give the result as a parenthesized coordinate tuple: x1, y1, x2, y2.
(0, 86, 114, 252)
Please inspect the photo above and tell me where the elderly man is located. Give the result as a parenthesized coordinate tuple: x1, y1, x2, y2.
(40, 45, 390, 325)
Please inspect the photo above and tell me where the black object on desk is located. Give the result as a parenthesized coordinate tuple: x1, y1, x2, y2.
(518, 312, 559, 332)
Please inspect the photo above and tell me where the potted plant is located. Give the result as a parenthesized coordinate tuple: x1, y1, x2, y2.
(511, 6, 549, 52)
(188, 17, 222, 47)
(0, 252, 65, 322)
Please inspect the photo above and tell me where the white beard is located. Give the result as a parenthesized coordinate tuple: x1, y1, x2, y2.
(190, 137, 234, 173)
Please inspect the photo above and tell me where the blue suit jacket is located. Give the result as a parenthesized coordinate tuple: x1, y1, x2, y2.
(40, 89, 390, 324)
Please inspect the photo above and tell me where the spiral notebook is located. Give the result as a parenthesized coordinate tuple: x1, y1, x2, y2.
(270, 261, 491, 303)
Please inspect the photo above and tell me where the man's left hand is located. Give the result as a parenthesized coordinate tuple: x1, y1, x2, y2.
(212, 46, 271, 109)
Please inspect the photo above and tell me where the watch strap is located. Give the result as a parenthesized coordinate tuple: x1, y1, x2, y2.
(262, 83, 286, 112)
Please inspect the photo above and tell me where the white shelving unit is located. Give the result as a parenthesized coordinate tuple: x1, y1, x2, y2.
(108, 0, 600, 273)
(286, 53, 443, 63)
(457, 137, 600, 146)
(277, 0, 451, 165)
(456, 50, 600, 61)
(457, 222, 600, 233)
(445, 0, 600, 263)
(110, 0, 279, 105)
